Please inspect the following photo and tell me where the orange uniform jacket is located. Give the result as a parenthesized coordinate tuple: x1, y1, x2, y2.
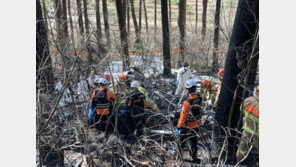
(90, 87, 116, 115)
(177, 93, 202, 129)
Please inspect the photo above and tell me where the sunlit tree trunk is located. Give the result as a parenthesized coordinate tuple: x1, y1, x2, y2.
(202, 0, 208, 40)
(212, 0, 221, 73)
(178, 0, 186, 63)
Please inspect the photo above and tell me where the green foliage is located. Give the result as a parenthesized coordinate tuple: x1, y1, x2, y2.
(171, 0, 179, 4)
(108, 0, 115, 3)
(147, 5, 154, 9)
(223, 0, 237, 7)
(187, 11, 194, 16)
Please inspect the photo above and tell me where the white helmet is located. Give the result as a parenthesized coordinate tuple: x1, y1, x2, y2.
(94, 76, 101, 84)
(98, 77, 108, 85)
(185, 79, 197, 89)
(131, 80, 140, 88)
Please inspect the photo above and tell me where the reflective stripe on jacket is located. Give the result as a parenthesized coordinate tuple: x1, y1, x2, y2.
(243, 97, 259, 137)
(138, 87, 149, 101)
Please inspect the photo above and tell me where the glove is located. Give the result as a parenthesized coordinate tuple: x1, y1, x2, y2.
(175, 128, 180, 134)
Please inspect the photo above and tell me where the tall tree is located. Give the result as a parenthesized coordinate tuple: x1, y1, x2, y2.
(83, 0, 90, 37)
(154, 0, 157, 39)
(95, 0, 103, 38)
(212, 0, 221, 73)
(37, 1, 63, 165)
(169, 0, 172, 25)
(53, 0, 64, 44)
(178, 0, 186, 63)
(195, 0, 198, 33)
(161, 0, 171, 76)
(61, 0, 69, 39)
(116, 0, 130, 70)
(76, 0, 84, 36)
(127, 0, 130, 34)
(130, 0, 141, 43)
(143, 0, 149, 34)
(41, 0, 49, 32)
(37, 0, 55, 93)
(67, 0, 75, 45)
(202, 0, 208, 40)
(102, 0, 110, 46)
(215, 0, 259, 162)
(139, 0, 142, 32)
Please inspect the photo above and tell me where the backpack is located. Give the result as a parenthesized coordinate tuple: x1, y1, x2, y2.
(186, 95, 203, 122)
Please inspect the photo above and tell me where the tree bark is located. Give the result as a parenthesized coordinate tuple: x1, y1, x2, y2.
(37, 0, 55, 93)
(212, 0, 221, 73)
(161, 0, 171, 76)
(129, 0, 141, 43)
(195, 0, 198, 33)
(116, 0, 130, 70)
(202, 0, 208, 40)
(67, 0, 75, 45)
(169, 0, 171, 25)
(178, 0, 186, 63)
(127, 0, 130, 34)
(82, 0, 90, 37)
(143, 0, 149, 34)
(102, 0, 110, 47)
(61, 0, 69, 39)
(53, 0, 64, 43)
(41, 0, 49, 32)
(95, 0, 102, 38)
(76, 0, 84, 36)
(215, 0, 259, 162)
(154, 0, 157, 39)
(139, 0, 142, 32)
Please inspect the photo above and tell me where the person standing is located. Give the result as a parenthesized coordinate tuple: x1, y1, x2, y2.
(175, 62, 192, 95)
(90, 78, 116, 133)
(175, 79, 203, 163)
(236, 85, 259, 164)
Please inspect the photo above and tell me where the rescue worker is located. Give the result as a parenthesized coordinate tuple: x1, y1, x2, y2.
(90, 75, 102, 93)
(236, 84, 259, 164)
(213, 68, 224, 108)
(200, 79, 216, 101)
(110, 74, 129, 110)
(175, 79, 203, 163)
(175, 62, 192, 95)
(130, 80, 159, 113)
(124, 81, 146, 138)
(90, 78, 116, 133)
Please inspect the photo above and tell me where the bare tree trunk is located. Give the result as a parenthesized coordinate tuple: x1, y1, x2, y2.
(130, 0, 141, 43)
(169, 0, 171, 25)
(53, 0, 64, 43)
(161, 0, 171, 76)
(67, 0, 75, 45)
(178, 0, 186, 63)
(41, 0, 49, 32)
(102, 0, 110, 47)
(154, 0, 157, 40)
(37, 0, 55, 94)
(195, 0, 198, 33)
(215, 0, 259, 162)
(83, 0, 90, 37)
(212, 0, 221, 73)
(95, 0, 102, 38)
(116, 0, 130, 70)
(202, 0, 208, 40)
(143, 0, 149, 34)
(139, 0, 142, 32)
(76, 0, 84, 36)
(61, 0, 69, 39)
(127, 0, 130, 34)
